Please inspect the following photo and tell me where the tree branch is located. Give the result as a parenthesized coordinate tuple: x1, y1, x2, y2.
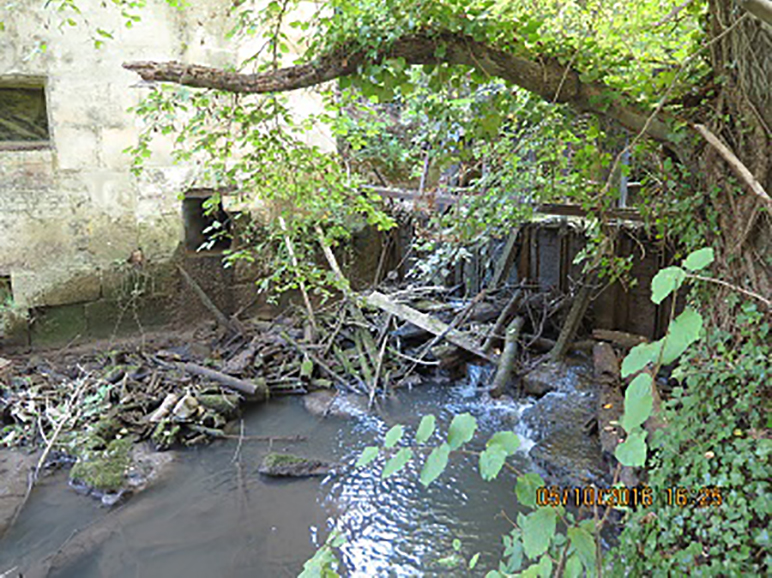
(693, 123, 772, 210)
(123, 29, 673, 143)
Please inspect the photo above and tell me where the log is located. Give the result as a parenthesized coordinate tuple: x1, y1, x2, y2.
(482, 288, 523, 353)
(592, 329, 648, 350)
(178, 362, 268, 400)
(365, 291, 496, 362)
(490, 316, 525, 397)
(521, 334, 595, 354)
(549, 277, 594, 362)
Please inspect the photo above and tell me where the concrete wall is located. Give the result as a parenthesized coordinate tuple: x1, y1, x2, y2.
(0, 0, 333, 346)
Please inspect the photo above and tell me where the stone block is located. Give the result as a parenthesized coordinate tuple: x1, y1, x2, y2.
(137, 217, 183, 262)
(54, 126, 99, 171)
(100, 126, 136, 170)
(42, 273, 102, 307)
(30, 304, 87, 348)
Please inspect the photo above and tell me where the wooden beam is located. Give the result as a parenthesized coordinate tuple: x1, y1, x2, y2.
(365, 291, 496, 362)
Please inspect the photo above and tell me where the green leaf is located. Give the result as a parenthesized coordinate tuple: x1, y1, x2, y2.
(415, 415, 436, 444)
(420, 443, 450, 487)
(447, 413, 477, 450)
(521, 553, 553, 577)
(516, 472, 544, 508)
(300, 357, 314, 378)
(355, 446, 379, 468)
(382, 447, 412, 478)
(621, 373, 654, 432)
(651, 266, 686, 305)
(661, 307, 703, 364)
(568, 526, 596, 570)
(682, 247, 714, 272)
(469, 552, 480, 569)
(565, 554, 583, 578)
(621, 341, 661, 378)
(452, 538, 461, 551)
(522, 507, 557, 559)
(384, 424, 404, 449)
(487, 431, 520, 455)
(479, 445, 508, 481)
(615, 429, 647, 467)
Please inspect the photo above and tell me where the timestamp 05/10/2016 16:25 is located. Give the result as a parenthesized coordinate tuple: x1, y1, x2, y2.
(535, 486, 724, 508)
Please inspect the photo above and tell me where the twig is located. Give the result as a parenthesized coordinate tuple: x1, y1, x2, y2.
(280, 331, 356, 392)
(369, 315, 392, 409)
(652, 0, 697, 28)
(231, 419, 245, 465)
(689, 273, 771, 309)
(278, 216, 317, 338)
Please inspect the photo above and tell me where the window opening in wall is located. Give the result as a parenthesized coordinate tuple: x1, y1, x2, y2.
(182, 191, 234, 253)
(0, 80, 50, 149)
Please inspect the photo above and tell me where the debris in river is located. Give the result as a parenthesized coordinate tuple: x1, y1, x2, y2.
(258, 452, 338, 477)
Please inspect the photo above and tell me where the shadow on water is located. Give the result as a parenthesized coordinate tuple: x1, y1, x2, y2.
(1, 382, 539, 577)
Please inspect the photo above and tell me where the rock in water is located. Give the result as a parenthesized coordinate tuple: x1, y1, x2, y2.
(522, 358, 594, 397)
(258, 452, 336, 478)
(303, 390, 366, 418)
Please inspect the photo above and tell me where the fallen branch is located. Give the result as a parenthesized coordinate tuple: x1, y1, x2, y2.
(482, 288, 524, 353)
(592, 329, 649, 350)
(178, 362, 269, 399)
(490, 316, 525, 398)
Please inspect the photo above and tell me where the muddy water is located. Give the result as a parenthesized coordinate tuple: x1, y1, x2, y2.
(1, 382, 538, 577)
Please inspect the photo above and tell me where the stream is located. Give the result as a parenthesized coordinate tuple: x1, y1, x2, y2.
(0, 376, 578, 577)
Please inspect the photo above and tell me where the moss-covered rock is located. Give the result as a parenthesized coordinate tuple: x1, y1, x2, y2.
(70, 437, 133, 492)
(258, 452, 337, 478)
(196, 393, 240, 417)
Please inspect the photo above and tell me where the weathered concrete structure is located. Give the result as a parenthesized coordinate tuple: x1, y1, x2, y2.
(0, 0, 332, 346)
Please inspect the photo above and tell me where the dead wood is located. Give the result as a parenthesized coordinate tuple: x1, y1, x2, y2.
(549, 278, 594, 362)
(177, 362, 268, 400)
(482, 288, 524, 353)
(592, 329, 649, 350)
(490, 316, 525, 398)
(366, 291, 495, 362)
(280, 331, 358, 393)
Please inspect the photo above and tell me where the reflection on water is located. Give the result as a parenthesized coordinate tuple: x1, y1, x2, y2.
(1, 383, 536, 577)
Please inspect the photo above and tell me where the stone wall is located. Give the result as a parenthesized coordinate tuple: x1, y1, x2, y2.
(0, 0, 333, 347)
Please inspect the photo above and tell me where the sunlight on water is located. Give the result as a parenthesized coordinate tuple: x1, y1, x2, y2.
(1, 381, 537, 577)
